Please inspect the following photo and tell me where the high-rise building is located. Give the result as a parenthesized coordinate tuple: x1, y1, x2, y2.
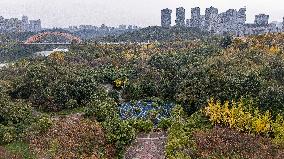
(237, 8, 247, 24)
(6, 18, 22, 32)
(100, 24, 109, 31)
(68, 26, 78, 32)
(282, 17, 284, 32)
(190, 7, 201, 28)
(128, 25, 133, 30)
(236, 7, 247, 36)
(205, 6, 218, 31)
(0, 16, 42, 33)
(186, 19, 190, 27)
(21, 15, 29, 31)
(254, 14, 269, 26)
(79, 25, 94, 30)
(133, 26, 139, 30)
(175, 7, 185, 26)
(161, 8, 172, 27)
(160, 6, 282, 36)
(0, 16, 4, 32)
(29, 19, 42, 32)
(119, 24, 127, 30)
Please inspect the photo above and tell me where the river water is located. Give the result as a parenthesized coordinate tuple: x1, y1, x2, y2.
(34, 51, 54, 57)
(1, 51, 53, 69)
(0, 49, 69, 69)
(34, 48, 69, 57)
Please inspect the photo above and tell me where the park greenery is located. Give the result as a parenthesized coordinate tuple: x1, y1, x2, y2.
(100, 26, 210, 42)
(1, 31, 284, 158)
(0, 33, 41, 62)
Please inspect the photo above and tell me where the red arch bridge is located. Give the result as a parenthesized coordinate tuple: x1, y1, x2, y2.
(23, 32, 82, 45)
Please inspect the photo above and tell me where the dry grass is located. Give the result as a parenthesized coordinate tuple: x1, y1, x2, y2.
(193, 126, 284, 159)
(28, 114, 115, 159)
(0, 146, 22, 159)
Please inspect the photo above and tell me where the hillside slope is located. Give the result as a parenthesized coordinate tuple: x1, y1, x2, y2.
(100, 26, 210, 42)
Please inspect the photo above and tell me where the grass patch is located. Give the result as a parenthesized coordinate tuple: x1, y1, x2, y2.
(47, 107, 86, 116)
(4, 141, 35, 159)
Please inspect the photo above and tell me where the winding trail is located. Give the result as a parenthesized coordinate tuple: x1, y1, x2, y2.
(124, 131, 167, 159)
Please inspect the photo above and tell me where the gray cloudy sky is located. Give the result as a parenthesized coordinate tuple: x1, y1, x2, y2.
(0, 0, 283, 28)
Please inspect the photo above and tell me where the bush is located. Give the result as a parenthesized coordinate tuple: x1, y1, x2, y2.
(205, 98, 272, 135)
(85, 93, 118, 122)
(0, 91, 34, 144)
(205, 98, 284, 144)
(129, 119, 154, 133)
(11, 61, 99, 111)
(166, 106, 212, 158)
(0, 99, 33, 127)
(85, 92, 137, 158)
(31, 115, 53, 133)
(272, 114, 284, 146)
(0, 125, 16, 144)
(157, 118, 172, 130)
(102, 118, 136, 158)
(28, 115, 109, 159)
(219, 35, 233, 48)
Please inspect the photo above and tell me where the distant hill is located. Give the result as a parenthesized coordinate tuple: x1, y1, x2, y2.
(99, 26, 211, 42)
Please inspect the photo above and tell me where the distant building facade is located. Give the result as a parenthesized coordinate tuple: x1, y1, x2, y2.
(161, 8, 172, 27)
(21, 16, 29, 31)
(283, 17, 284, 31)
(190, 7, 201, 28)
(0, 15, 42, 32)
(66, 23, 140, 39)
(29, 19, 42, 32)
(162, 6, 284, 36)
(119, 25, 127, 30)
(204, 6, 218, 31)
(175, 7, 185, 26)
(255, 14, 269, 26)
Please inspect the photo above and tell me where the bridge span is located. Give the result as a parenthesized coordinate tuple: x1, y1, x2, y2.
(22, 43, 72, 45)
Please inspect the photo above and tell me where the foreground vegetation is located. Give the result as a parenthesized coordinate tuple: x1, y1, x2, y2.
(1, 33, 284, 158)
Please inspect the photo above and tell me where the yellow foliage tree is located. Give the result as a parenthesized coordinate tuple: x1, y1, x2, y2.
(48, 51, 65, 63)
(205, 98, 273, 135)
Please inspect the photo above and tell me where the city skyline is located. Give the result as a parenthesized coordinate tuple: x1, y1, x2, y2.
(0, 0, 284, 28)
(160, 6, 283, 36)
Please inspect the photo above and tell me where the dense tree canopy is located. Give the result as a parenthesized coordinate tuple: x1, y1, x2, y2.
(1, 33, 284, 158)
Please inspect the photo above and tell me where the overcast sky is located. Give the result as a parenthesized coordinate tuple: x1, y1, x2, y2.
(0, 0, 283, 28)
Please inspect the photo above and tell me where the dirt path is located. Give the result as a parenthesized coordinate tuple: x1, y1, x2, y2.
(124, 131, 167, 159)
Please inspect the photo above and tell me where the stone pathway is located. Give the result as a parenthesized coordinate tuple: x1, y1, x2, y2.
(124, 131, 167, 159)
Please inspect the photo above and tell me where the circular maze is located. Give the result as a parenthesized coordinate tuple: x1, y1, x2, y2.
(119, 100, 175, 124)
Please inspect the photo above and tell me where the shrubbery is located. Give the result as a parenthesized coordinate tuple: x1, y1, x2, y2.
(2, 32, 284, 158)
(166, 105, 212, 159)
(129, 119, 154, 133)
(7, 33, 284, 116)
(85, 92, 118, 122)
(10, 58, 100, 111)
(102, 118, 136, 158)
(205, 98, 284, 145)
(0, 92, 32, 144)
(0, 87, 52, 145)
(27, 115, 109, 159)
